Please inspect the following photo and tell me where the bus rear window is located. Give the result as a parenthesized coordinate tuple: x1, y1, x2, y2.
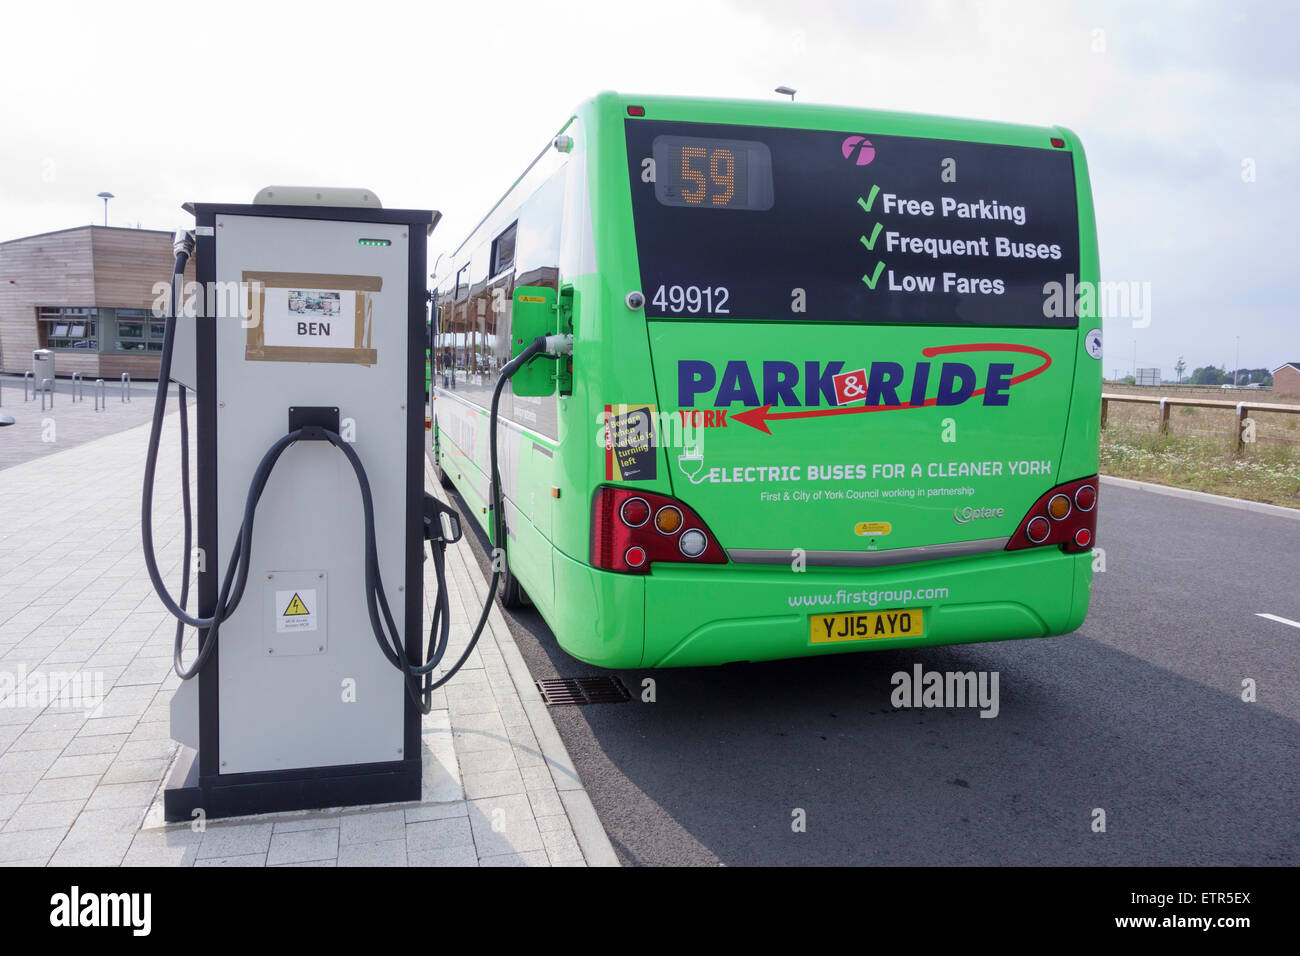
(626, 119, 1081, 328)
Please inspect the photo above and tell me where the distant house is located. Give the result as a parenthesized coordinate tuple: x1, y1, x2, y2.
(1272, 363, 1300, 398)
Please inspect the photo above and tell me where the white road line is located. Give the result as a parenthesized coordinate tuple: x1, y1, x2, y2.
(1256, 613, 1300, 630)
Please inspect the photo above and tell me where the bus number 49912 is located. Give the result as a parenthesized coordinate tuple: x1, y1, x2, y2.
(652, 284, 730, 315)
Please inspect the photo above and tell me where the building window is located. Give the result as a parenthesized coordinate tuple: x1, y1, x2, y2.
(115, 308, 166, 352)
(37, 307, 98, 350)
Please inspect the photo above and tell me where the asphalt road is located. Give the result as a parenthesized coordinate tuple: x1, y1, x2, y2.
(455, 480, 1300, 866)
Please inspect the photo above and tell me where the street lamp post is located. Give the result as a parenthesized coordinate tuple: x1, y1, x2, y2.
(775, 86, 797, 101)
(96, 191, 114, 227)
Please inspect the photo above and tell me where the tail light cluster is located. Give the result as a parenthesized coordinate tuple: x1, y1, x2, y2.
(591, 486, 727, 573)
(1006, 476, 1098, 554)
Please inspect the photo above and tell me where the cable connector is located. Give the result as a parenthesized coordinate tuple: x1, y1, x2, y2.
(423, 492, 463, 546)
(172, 229, 196, 259)
(543, 333, 574, 356)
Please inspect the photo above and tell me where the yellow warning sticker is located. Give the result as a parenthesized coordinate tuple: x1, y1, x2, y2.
(275, 588, 317, 633)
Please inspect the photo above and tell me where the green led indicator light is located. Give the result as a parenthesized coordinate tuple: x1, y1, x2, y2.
(358, 238, 391, 247)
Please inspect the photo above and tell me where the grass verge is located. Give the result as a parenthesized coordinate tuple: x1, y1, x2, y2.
(1100, 424, 1300, 508)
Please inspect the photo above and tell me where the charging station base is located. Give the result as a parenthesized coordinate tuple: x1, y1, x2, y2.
(162, 746, 421, 822)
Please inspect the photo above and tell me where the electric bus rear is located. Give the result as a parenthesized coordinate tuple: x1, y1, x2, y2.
(433, 92, 1101, 668)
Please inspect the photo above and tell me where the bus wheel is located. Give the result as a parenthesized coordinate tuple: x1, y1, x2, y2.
(497, 549, 531, 610)
(433, 459, 454, 491)
(432, 430, 454, 490)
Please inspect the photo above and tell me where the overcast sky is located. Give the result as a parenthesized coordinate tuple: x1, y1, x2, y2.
(1, 0, 1295, 374)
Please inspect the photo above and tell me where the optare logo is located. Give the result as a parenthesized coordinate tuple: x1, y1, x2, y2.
(841, 135, 876, 166)
(953, 505, 1005, 525)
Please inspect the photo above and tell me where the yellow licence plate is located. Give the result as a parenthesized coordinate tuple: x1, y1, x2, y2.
(810, 608, 924, 643)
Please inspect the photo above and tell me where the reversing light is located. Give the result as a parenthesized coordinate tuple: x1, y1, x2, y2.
(679, 529, 708, 558)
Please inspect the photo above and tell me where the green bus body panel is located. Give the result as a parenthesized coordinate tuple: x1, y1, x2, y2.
(649, 323, 1077, 554)
(434, 91, 1100, 669)
(641, 549, 1092, 667)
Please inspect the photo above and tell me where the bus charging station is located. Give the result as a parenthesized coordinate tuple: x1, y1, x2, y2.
(148, 190, 437, 820)
(143, 187, 569, 822)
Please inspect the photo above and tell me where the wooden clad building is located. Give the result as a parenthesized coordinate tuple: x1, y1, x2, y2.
(0, 225, 195, 380)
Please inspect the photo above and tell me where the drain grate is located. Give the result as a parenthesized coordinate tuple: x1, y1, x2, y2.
(537, 676, 632, 706)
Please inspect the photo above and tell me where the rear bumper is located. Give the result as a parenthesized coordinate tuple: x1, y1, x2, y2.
(552, 546, 1093, 668)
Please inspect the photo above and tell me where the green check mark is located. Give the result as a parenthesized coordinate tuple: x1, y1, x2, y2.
(860, 223, 883, 250)
(862, 261, 886, 289)
(857, 185, 881, 213)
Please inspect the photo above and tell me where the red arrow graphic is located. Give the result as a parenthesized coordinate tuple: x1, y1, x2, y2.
(732, 343, 1052, 435)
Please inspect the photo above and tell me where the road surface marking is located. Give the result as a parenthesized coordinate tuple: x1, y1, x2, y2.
(1256, 613, 1300, 630)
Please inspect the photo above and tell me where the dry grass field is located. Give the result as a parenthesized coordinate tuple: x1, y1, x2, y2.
(1098, 382, 1300, 507)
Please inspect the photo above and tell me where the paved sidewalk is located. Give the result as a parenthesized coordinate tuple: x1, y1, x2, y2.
(0, 415, 617, 866)
(0, 373, 167, 472)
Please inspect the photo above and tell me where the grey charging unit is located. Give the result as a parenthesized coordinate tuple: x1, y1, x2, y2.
(163, 195, 437, 821)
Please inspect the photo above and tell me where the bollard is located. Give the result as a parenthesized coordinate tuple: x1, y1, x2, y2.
(121, 372, 131, 403)
(94, 378, 106, 412)
(23, 370, 34, 401)
(71, 371, 83, 403)
(40, 377, 54, 411)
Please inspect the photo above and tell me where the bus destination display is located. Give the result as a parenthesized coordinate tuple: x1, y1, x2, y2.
(653, 136, 774, 211)
(626, 119, 1081, 328)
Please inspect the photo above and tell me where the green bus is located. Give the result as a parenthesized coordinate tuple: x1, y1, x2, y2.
(431, 92, 1101, 669)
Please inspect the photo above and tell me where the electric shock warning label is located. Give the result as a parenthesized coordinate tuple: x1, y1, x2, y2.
(276, 589, 317, 633)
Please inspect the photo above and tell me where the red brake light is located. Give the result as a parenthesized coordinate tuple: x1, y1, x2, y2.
(592, 486, 726, 573)
(1007, 476, 1098, 554)
(627, 105, 645, 117)
(619, 497, 650, 527)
